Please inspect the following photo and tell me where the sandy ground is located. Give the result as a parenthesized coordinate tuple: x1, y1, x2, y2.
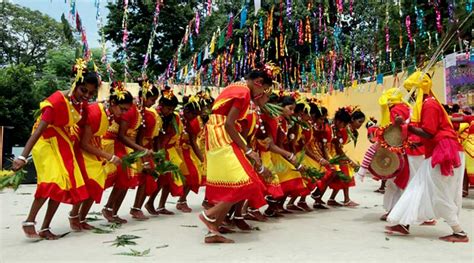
(0, 180, 473, 263)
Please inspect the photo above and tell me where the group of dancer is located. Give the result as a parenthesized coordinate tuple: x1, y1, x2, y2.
(356, 71, 471, 243)
(11, 59, 470, 243)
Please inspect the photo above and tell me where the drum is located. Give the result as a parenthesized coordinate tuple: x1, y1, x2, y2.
(382, 125, 404, 147)
(368, 147, 405, 179)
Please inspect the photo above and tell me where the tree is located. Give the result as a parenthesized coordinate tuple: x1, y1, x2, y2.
(104, 0, 199, 79)
(34, 47, 77, 100)
(0, 64, 39, 146)
(0, 3, 69, 68)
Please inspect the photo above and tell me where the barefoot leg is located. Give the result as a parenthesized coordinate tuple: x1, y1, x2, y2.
(133, 183, 147, 210)
(144, 184, 161, 215)
(69, 203, 82, 231)
(112, 188, 128, 216)
(40, 199, 60, 232)
(343, 187, 350, 203)
(79, 199, 95, 222)
(25, 197, 47, 223)
(23, 197, 47, 238)
(158, 186, 170, 210)
(329, 189, 339, 201)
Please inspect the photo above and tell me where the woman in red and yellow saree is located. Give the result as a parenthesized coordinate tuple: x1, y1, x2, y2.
(176, 96, 205, 213)
(130, 83, 161, 220)
(145, 87, 182, 215)
(327, 108, 365, 207)
(70, 88, 133, 231)
(310, 106, 337, 209)
(101, 82, 153, 224)
(286, 101, 328, 212)
(267, 96, 307, 214)
(198, 66, 276, 244)
(13, 69, 99, 240)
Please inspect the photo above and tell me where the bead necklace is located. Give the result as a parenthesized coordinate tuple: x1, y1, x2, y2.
(104, 102, 114, 123)
(251, 101, 266, 134)
(137, 102, 146, 128)
(68, 95, 83, 120)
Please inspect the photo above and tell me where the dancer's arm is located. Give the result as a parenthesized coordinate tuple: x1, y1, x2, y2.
(12, 121, 48, 171)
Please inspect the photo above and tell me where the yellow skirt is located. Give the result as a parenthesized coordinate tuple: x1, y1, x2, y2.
(261, 151, 284, 198)
(32, 127, 88, 204)
(271, 153, 308, 196)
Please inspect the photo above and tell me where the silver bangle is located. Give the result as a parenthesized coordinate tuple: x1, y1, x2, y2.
(296, 164, 303, 171)
(257, 166, 265, 174)
(245, 148, 253, 155)
(17, 155, 27, 162)
(108, 155, 117, 163)
(288, 153, 295, 160)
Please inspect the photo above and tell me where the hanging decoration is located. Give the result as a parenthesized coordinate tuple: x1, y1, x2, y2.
(240, 4, 247, 29)
(405, 15, 413, 43)
(75, 12, 91, 60)
(287, 0, 292, 24)
(305, 16, 312, 43)
(142, 0, 162, 77)
(121, 0, 130, 81)
(195, 11, 200, 35)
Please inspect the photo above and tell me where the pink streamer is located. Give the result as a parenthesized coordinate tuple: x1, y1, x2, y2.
(405, 16, 413, 43)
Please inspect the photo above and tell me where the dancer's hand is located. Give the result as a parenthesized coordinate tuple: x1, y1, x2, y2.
(319, 158, 330, 166)
(12, 158, 27, 171)
(394, 115, 404, 126)
(247, 151, 262, 167)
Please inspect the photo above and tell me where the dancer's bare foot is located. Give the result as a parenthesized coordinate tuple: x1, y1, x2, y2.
(21, 221, 40, 239)
(439, 232, 469, 243)
(313, 202, 329, 209)
(286, 204, 305, 212)
(176, 202, 192, 213)
(156, 208, 175, 215)
(68, 214, 82, 232)
(130, 208, 149, 221)
(38, 228, 59, 240)
(327, 199, 343, 207)
(218, 226, 236, 234)
(112, 215, 128, 224)
(245, 209, 267, 222)
(233, 217, 252, 231)
(342, 200, 359, 207)
(102, 207, 115, 223)
(297, 202, 313, 212)
(80, 221, 94, 230)
(198, 211, 219, 233)
(374, 188, 385, 194)
(144, 203, 159, 216)
(380, 213, 388, 221)
(385, 225, 410, 235)
(204, 233, 235, 244)
(421, 219, 437, 226)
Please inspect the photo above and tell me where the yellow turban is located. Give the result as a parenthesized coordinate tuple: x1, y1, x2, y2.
(378, 87, 409, 127)
(403, 70, 451, 127)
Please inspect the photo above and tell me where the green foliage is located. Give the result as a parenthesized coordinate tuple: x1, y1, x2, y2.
(104, 0, 199, 79)
(0, 3, 68, 68)
(115, 248, 150, 257)
(0, 169, 28, 191)
(109, 234, 141, 247)
(0, 64, 39, 145)
(34, 47, 76, 100)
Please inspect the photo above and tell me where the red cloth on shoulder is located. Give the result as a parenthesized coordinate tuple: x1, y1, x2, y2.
(420, 97, 462, 158)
